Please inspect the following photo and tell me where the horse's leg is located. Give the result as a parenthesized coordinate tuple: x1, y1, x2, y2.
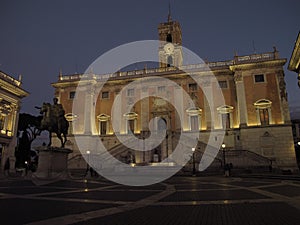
(57, 132, 64, 148)
(48, 131, 52, 147)
(63, 132, 67, 147)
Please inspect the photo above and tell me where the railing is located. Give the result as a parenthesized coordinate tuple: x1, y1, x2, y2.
(234, 52, 277, 64)
(58, 51, 278, 82)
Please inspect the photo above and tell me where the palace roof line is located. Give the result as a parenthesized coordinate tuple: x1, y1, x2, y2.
(56, 50, 284, 83)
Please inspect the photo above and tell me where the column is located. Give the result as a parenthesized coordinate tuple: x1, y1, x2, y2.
(234, 72, 248, 127)
(84, 85, 95, 135)
(6, 104, 20, 174)
(141, 86, 149, 132)
(202, 78, 213, 130)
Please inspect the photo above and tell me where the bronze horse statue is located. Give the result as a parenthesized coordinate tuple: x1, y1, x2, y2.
(39, 102, 69, 148)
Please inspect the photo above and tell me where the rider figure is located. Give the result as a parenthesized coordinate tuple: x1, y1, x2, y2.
(52, 98, 65, 129)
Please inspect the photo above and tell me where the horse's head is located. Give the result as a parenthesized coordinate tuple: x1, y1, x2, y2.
(40, 102, 53, 130)
(40, 102, 51, 114)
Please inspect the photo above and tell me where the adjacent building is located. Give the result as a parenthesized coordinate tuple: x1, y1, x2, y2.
(289, 31, 300, 168)
(288, 32, 300, 87)
(0, 71, 29, 173)
(52, 17, 298, 172)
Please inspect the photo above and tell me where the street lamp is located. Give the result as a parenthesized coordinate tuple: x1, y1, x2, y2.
(143, 136, 145, 163)
(86, 150, 91, 177)
(221, 143, 226, 172)
(192, 147, 196, 176)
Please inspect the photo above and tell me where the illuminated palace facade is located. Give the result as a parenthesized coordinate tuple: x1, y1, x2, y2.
(0, 71, 28, 173)
(52, 17, 297, 171)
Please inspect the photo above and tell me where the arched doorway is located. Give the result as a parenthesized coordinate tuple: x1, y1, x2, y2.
(158, 117, 167, 131)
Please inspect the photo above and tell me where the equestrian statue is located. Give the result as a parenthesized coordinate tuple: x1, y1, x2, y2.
(36, 98, 69, 148)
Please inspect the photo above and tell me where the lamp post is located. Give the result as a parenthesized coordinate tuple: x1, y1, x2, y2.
(166, 134, 169, 163)
(86, 150, 90, 177)
(143, 136, 145, 163)
(192, 147, 196, 176)
(221, 143, 226, 172)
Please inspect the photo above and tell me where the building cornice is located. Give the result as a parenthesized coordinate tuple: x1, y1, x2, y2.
(288, 32, 300, 72)
(0, 78, 29, 98)
(229, 59, 286, 72)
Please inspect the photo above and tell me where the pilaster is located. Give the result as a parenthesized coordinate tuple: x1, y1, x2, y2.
(234, 71, 248, 127)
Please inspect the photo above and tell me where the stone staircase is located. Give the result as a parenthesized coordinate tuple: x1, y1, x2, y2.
(67, 132, 274, 175)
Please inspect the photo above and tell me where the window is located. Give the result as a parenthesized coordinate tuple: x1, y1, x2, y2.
(166, 33, 172, 43)
(259, 108, 269, 125)
(157, 118, 167, 131)
(69, 91, 75, 99)
(100, 121, 107, 135)
(158, 86, 165, 93)
(127, 89, 135, 97)
(254, 74, 265, 83)
(167, 56, 173, 67)
(0, 115, 5, 130)
(186, 107, 202, 131)
(128, 120, 135, 134)
(189, 83, 197, 92)
(218, 81, 228, 89)
(221, 113, 231, 129)
(123, 112, 138, 134)
(97, 114, 110, 135)
(101, 91, 109, 99)
(190, 115, 199, 131)
(65, 113, 78, 135)
(217, 105, 234, 129)
(254, 99, 272, 126)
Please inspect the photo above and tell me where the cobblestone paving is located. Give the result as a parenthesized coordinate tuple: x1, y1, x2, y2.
(0, 176, 300, 225)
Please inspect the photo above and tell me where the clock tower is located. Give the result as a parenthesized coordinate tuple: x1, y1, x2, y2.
(158, 12, 183, 68)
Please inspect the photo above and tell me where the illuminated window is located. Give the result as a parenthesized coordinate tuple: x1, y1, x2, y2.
(0, 115, 5, 130)
(65, 113, 78, 135)
(221, 113, 231, 129)
(97, 114, 110, 135)
(100, 121, 107, 135)
(186, 107, 202, 131)
(128, 120, 135, 134)
(254, 99, 272, 126)
(123, 112, 138, 134)
(259, 109, 269, 125)
(217, 105, 234, 129)
(190, 116, 199, 131)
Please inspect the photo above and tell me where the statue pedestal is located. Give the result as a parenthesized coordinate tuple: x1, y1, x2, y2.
(34, 146, 73, 179)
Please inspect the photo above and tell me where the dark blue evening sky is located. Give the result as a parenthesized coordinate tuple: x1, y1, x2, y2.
(0, 0, 299, 115)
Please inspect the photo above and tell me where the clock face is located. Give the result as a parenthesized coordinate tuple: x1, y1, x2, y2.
(164, 43, 174, 54)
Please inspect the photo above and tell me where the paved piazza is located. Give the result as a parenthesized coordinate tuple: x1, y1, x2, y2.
(0, 175, 300, 225)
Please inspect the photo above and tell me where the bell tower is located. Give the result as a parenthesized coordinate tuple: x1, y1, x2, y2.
(158, 8, 183, 68)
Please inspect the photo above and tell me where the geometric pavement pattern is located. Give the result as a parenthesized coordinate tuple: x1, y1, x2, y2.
(0, 176, 300, 225)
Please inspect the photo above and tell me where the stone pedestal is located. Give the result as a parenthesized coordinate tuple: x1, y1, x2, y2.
(34, 146, 73, 179)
